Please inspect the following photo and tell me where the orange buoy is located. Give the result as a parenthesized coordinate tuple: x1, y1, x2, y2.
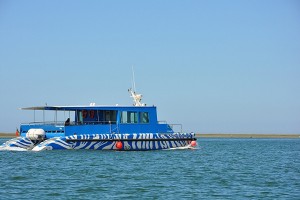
(116, 141, 123, 150)
(190, 140, 197, 147)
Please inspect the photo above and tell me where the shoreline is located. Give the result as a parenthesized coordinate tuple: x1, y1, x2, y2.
(195, 133, 300, 139)
(0, 133, 17, 138)
(0, 133, 299, 139)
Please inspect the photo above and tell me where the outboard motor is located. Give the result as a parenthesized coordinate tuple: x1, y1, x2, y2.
(26, 129, 46, 140)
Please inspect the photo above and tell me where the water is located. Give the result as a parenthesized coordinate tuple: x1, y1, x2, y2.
(0, 138, 299, 199)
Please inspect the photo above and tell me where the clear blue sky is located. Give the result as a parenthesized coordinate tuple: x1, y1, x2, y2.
(0, 0, 299, 133)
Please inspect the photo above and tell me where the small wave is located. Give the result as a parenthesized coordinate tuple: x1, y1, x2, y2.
(164, 145, 198, 150)
(0, 146, 28, 151)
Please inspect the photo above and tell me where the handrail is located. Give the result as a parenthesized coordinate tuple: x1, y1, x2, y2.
(158, 120, 167, 124)
(169, 124, 183, 133)
(21, 121, 118, 126)
(22, 121, 65, 126)
(72, 121, 117, 125)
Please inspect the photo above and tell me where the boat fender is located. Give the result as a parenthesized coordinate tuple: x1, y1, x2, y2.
(116, 141, 123, 150)
(190, 141, 197, 147)
(26, 129, 46, 140)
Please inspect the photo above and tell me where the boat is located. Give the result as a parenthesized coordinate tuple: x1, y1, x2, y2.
(0, 89, 197, 151)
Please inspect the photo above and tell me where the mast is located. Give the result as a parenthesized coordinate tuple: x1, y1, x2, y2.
(129, 66, 146, 106)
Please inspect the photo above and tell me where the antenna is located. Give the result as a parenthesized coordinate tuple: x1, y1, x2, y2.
(128, 66, 146, 106)
(132, 65, 136, 92)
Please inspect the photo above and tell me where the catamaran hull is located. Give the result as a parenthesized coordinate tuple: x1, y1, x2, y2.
(0, 137, 35, 151)
(33, 133, 196, 151)
(1, 133, 197, 151)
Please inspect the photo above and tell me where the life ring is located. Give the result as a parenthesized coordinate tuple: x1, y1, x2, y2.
(89, 110, 95, 118)
(82, 110, 88, 118)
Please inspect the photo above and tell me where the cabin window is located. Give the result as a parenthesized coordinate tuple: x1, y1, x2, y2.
(121, 111, 138, 123)
(104, 110, 117, 124)
(77, 110, 83, 124)
(140, 112, 149, 123)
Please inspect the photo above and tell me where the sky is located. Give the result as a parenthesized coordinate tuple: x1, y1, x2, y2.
(0, 0, 299, 134)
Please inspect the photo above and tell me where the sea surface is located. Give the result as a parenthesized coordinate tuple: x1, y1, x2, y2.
(0, 138, 299, 199)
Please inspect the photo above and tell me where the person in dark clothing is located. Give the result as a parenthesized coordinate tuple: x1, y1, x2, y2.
(65, 118, 70, 126)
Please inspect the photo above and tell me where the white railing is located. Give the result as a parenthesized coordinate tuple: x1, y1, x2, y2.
(22, 121, 118, 126)
(169, 124, 183, 133)
(158, 121, 183, 133)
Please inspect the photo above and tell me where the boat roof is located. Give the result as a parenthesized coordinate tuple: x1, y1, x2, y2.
(20, 105, 156, 111)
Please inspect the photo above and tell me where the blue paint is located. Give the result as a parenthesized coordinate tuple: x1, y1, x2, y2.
(19, 105, 175, 138)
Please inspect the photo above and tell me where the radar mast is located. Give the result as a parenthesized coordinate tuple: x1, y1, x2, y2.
(128, 66, 146, 106)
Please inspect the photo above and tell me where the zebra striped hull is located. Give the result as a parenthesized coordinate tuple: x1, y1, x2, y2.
(32, 133, 197, 151)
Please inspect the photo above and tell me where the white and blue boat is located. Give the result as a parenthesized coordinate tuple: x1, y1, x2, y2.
(1, 89, 197, 151)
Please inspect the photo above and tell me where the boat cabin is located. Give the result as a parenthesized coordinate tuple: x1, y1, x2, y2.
(19, 105, 175, 138)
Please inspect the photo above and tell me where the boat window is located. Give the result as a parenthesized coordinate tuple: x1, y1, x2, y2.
(105, 110, 117, 124)
(77, 110, 83, 124)
(140, 112, 149, 123)
(121, 111, 138, 123)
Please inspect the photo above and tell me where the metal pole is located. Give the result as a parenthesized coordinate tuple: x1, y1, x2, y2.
(55, 110, 57, 124)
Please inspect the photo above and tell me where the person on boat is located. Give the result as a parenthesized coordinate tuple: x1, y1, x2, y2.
(65, 118, 70, 126)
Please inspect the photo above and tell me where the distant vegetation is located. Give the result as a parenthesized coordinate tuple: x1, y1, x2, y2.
(0, 133, 15, 138)
(196, 133, 300, 139)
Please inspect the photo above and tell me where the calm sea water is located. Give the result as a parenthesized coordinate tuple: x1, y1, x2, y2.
(0, 138, 299, 199)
